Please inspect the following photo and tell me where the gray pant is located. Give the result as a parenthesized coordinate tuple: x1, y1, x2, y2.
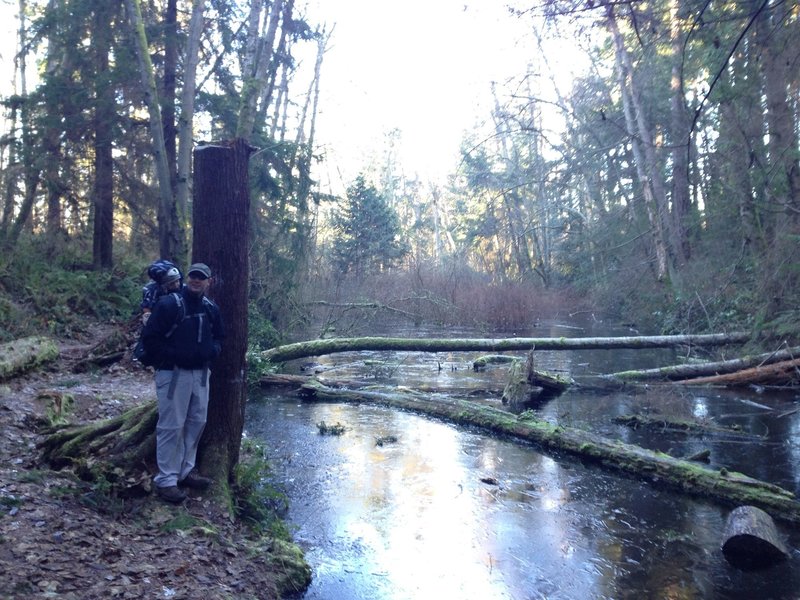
(153, 368, 209, 488)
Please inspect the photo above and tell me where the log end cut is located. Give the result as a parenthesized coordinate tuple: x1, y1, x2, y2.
(721, 505, 789, 570)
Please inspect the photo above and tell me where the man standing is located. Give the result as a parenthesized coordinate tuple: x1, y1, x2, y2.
(141, 263, 224, 503)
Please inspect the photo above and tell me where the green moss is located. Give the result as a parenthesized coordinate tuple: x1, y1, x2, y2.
(266, 538, 313, 595)
(160, 513, 217, 535)
(0, 495, 22, 510)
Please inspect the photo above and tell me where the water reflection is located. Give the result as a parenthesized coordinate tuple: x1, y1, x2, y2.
(248, 321, 800, 599)
(248, 393, 800, 599)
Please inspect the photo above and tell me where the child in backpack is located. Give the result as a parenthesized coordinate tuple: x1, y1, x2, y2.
(141, 260, 183, 324)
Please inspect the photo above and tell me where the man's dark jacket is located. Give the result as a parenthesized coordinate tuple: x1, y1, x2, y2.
(141, 287, 224, 370)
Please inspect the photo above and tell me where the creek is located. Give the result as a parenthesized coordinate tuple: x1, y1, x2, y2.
(245, 319, 800, 599)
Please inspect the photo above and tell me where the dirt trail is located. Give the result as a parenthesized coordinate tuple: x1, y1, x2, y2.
(0, 332, 288, 599)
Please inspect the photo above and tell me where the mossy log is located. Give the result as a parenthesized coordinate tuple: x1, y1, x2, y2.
(672, 358, 800, 387)
(299, 381, 800, 525)
(608, 346, 800, 382)
(722, 505, 789, 569)
(473, 355, 517, 370)
(39, 401, 158, 471)
(262, 333, 749, 364)
(0, 336, 60, 380)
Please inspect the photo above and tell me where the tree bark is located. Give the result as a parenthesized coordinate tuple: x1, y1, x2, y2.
(722, 505, 789, 569)
(91, 1, 115, 271)
(262, 333, 749, 364)
(193, 140, 254, 484)
(758, 0, 800, 225)
(300, 381, 800, 524)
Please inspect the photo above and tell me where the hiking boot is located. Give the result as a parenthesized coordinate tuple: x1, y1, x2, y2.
(179, 471, 212, 490)
(156, 485, 187, 504)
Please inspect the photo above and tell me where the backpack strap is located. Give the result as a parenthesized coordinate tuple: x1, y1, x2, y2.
(165, 293, 185, 338)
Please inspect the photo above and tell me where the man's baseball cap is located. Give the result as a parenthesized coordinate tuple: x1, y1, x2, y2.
(187, 263, 211, 279)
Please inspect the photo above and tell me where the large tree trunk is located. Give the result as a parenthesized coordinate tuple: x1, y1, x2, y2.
(758, 0, 800, 225)
(193, 140, 254, 484)
(668, 0, 691, 264)
(236, 0, 283, 139)
(607, 5, 672, 282)
(262, 332, 749, 363)
(91, 1, 114, 271)
(175, 0, 206, 266)
(124, 0, 179, 259)
(300, 381, 800, 524)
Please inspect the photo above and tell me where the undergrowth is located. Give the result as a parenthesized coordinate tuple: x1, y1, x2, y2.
(233, 438, 291, 539)
(0, 239, 142, 341)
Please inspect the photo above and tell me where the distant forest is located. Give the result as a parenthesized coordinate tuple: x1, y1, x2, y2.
(0, 0, 798, 345)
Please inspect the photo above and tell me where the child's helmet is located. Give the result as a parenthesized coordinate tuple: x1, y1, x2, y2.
(147, 259, 178, 283)
(161, 267, 181, 286)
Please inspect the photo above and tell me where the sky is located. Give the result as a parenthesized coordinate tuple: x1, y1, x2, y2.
(303, 0, 538, 187)
(0, 1, 582, 188)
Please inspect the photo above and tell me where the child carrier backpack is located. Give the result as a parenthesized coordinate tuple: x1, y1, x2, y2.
(133, 293, 215, 366)
(133, 293, 185, 366)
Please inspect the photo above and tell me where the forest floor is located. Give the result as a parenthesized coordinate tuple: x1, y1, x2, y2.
(0, 326, 300, 600)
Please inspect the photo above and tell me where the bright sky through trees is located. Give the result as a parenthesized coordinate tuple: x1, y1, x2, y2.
(0, 0, 586, 188)
(305, 0, 540, 187)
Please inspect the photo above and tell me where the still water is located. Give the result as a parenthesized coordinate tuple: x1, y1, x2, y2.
(246, 321, 800, 599)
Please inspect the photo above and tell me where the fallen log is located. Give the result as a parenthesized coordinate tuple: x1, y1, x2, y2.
(612, 414, 755, 438)
(672, 358, 800, 387)
(262, 333, 749, 364)
(473, 355, 517, 370)
(298, 381, 800, 525)
(721, 505, 789, 569)
(0, 336, 60, 381)
(608, 346, 800, 382)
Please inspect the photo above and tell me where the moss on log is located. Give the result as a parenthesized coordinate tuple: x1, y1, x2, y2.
(473, 355, 517, 370)
(299, 381, 800, 525)
(0, 336, 60, 380)
(608, 346, 800, 382)
(262, 333, 749, 364)
(39, 401, 158, 470)
(612, 414, 754, 437)
(673, 358, 800, 387)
